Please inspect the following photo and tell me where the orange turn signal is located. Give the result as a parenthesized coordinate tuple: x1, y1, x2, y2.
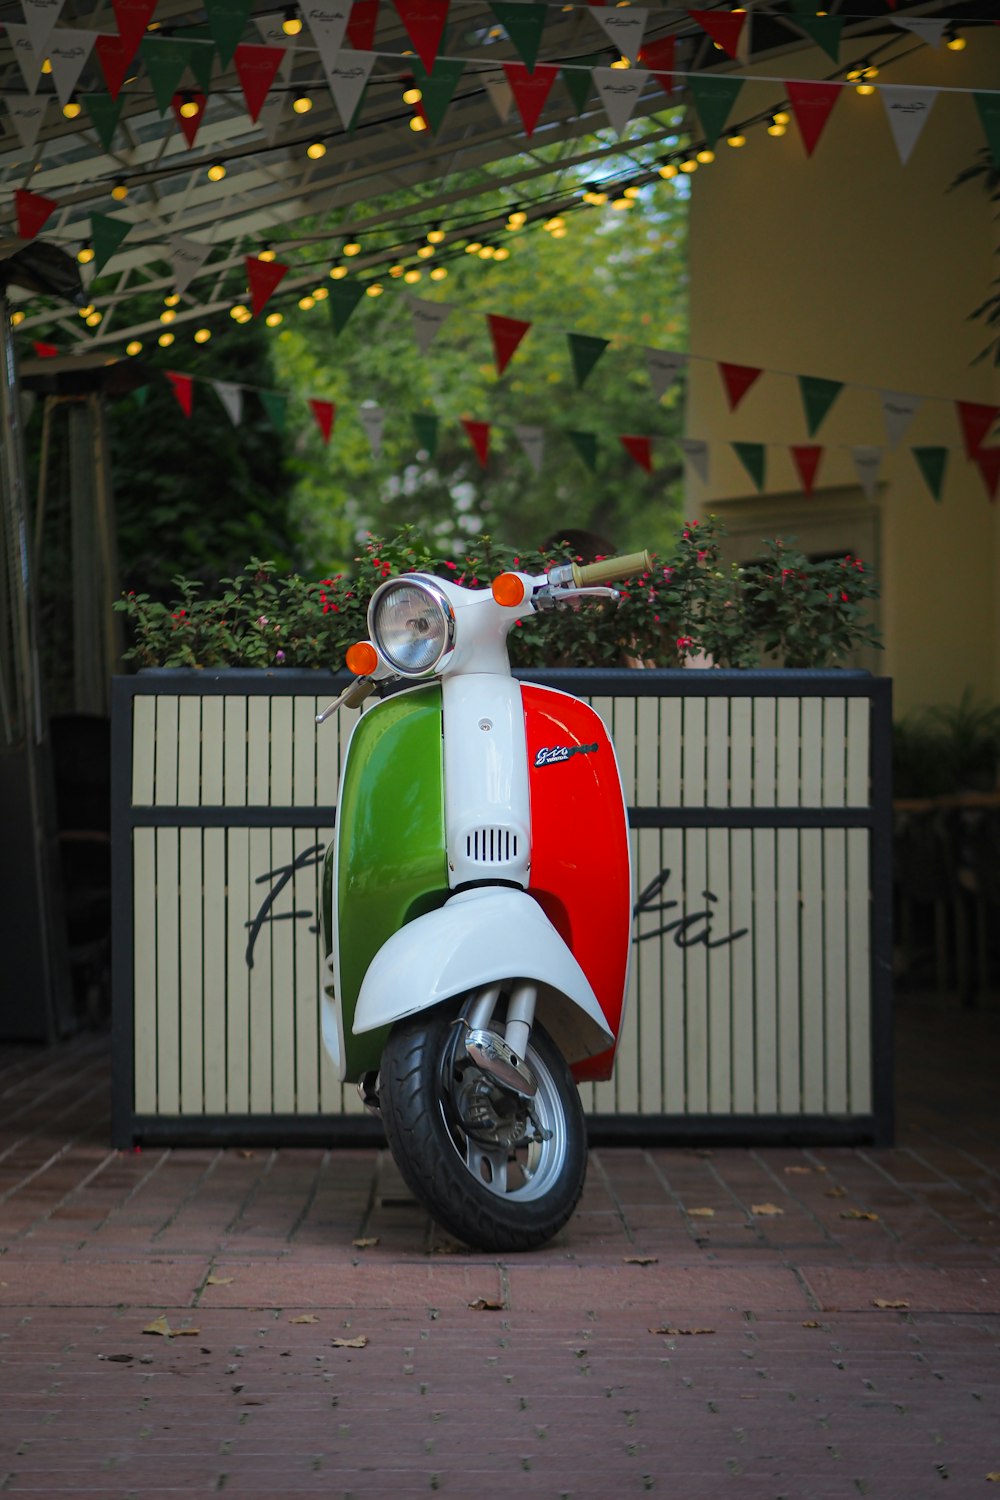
(345, 641, 379, 677)
(491, 572, 526, 608)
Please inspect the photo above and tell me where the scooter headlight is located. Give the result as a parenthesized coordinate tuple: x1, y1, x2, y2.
(369, 577, 455, 677)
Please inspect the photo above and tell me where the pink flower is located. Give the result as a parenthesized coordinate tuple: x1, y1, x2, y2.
(676, 635, 693, 650)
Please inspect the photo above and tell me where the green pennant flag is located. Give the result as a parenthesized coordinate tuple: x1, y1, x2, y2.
(329, 279, 366, 335)
(411, 57, 465, 134)
(259, 389, 286, 432)
(90, 212, 130, 275)
(561, 56, 598, 115)
(133, 383, 150, 408)
(81, 93, 123, 151)
(202, 0, 252, 67)
(732, 441, 766, 492)
(912, 446, 948, 502)
(568, 333, 609, 388)
(140, 37, 191, 113)
(793, 15, 843, 62)
(688, 75, 743, 150)
(490, 2, 547, 73)
(973, 92, 1000, 170)
(798, 375, 844, 437)
(411, 412, 439, 457)
(567, 429, 598, 471)
(180, 36, 217, 93)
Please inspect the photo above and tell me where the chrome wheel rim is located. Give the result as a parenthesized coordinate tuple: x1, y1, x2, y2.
(442, 1043, 570, 1202)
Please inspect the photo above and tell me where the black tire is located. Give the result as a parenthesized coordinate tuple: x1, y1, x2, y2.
(379, 1000, 588, 1253)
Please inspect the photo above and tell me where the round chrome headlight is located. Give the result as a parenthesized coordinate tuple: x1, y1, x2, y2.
(369, 577, 455, 677)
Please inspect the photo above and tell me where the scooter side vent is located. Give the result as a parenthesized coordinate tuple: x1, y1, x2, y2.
(465, 826, 521, 865)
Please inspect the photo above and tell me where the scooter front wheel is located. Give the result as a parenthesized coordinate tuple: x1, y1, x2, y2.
(379, 1000, 588, 1253)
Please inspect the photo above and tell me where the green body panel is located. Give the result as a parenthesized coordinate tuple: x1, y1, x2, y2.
(324, 685, 449, 1080)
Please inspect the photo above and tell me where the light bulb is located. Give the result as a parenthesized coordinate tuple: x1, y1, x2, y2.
(298, 295, 316, 310)
(164, 293, 180, 307)
(10, 310, 25, 326)
(159, 309, 176, 324)
(77, 244, 95, 265)
(207, 162, 226, 181)
(307, 141, 326, 159)
(409, 115, 427, 132)
(507, 210, 527, 227)
(946, 30, 966, 50)
(230, 304, 249, 320)
(611, 196, 632, 209)
(389, 264, 405, 278)
(403, 87, 422, 105)
(767, 119, 786, 136)
(493, 247, 510, 261)
(856, 83, 875, 95)
(623, 185, 641, 198)
(773, 110, 790, 125)
(478, 245, 495, 259)
(282, 6, 302, 34)
(78, 304, 94, 318)
(696, 148, 714, 164)
(265, 312, 283, 327)
(63, 98, 81, 119)
(610, 56, 629, 70)
(465, 241, 482, 254)
(40, 57, 52, 73)
(680, 158, 698, 173)
(111, 180, 128, 201)
(259, 247, 276, 262)
(726, 133, 746, 148)
(158, 331, 174, 346)
(194, 328, 211, 343)
(330, 264, 347, 279)
(365, 282, 384, 297)
(543, 216, 565, 231)
(312, 287, 328, 300)
(292, 94, 313, 114)
(86, 310, 102, 326)
(179, 94, 200, 119)
(403, 268, 421, 284)
(344, 240, 361, 256)
(126, 339, 142, 355)
(583, 189, 608, 205)
(430, 266, 448, 281)
(417, 244, 434, 259)
(427, 226, 445, 244)
(658, 162, 678, 179)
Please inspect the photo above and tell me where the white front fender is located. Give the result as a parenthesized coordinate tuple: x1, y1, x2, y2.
(352, 887, 614, 1065)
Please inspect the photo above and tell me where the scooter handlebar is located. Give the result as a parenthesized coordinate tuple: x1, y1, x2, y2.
(571, 550, 652, 587)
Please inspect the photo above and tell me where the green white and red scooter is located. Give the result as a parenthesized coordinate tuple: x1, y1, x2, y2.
(318, 549, 650, 1252)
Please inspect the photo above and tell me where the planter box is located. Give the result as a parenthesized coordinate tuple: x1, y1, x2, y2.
(111, 668, 893, 1146)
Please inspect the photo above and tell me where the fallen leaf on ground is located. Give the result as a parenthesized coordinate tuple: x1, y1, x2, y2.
(206, 1275, 233, 1286)
(101, 1353, 134, 1362)
(352, 1237, 379, 1249)
(872, 1299, 909, 1309)
(801, 1320, 822, 1328)
(649, 1326, 715, 1336)
(986, 1474, 1000, 1482)
(330, 1335, 368, 1349)
(288, 1314, 318, 1324)
(783, 1166, 812, 1175)
(751, 1203, 784, 1216)
(840, 1210, 879, 1221)
(687, 1207, 715, 1218)
(468, 1298, 504, 1311)
(239, 1149, 255, 1159)
(142, 1316, 200, 1338)
(824, 1186, 847, 1199)
(624, 1256, 659, 1265)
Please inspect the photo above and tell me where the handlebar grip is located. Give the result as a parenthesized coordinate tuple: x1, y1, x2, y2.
(573, 550, 652, 587)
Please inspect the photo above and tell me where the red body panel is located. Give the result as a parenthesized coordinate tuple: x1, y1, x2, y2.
(521, 683, 631, 1081)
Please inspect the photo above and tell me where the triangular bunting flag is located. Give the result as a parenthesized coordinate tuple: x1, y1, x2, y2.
(568, 332, 609, 388)
(487, 314, 531, 375)
(793, 15, 842, 63)
(718, 361, 762, 412)
(212, 380, 243, 426)
(182, 38, 216, 94)
(785, 79, 840, 157)
(94, 32, 134, 101)
(259, 389, 287, 431)
(255, 91, 287, 142)
(328, 278, 366, 334)
(22, 0, 65, 59)
(254, 11, 297, 64)
(645, 348, 686, 402)
(304, 0, 350, 65)
(975, 448, 1000, 502)
(892, 17, 947, 48)
(204, 0, 255, 67)
(688, 74, 742, 150)
(233, 43, 285, 122)
(309, 398, 336, 444)
(82, 92, 124, 150)
(171, 89, 207, 148)
(911, 446, 947, 502)
(732, 440, 765, 491)
(678, 437, 708, 484)
(90, 212, 130, 275)
(411, 55, 464, 133)
(391, 0, 449, 73)
(168, 235, 213, 295)
(406, 294, 453, 353)
(620, 434, 653, 472)
(637, 34, 675, 98)
(325, 51, 376, 130)
(482, 68, 513, 122)
(32, 341, 59, 358)
(490, 2, 547, 73)
(5, 24, 43, 93)
(880, 86, 937, 166)
(411, 411, 439, 456)
(504, 62, 558, 139)
(246, 255, 288, 316)
(593, 66, 648, 137)
(851, 446, 882, 501)
(514, 424, 544, 474)
(462, 418, 490, 469)
(798, 374, 843, 437)
(560, 57, 597, 115)
(358, 404, 386, 457)
(49, 29, 96, 107)
(590, 6, 647, 63)
(15, 187, 56, 239)
(881, 390, 921, 449)
(346, 0, 379, 51)
(140, 36, 191, 113)
(166, 370, 194, 417)
(790, 444, 823, 496)
(113, 0, 160, 58)
(688, 8, 746, 61)
(568, 430, 598, 472)
(973, 93, 1000, 170)
(956, 400, 999, 459)
(6, 95, 48, 152)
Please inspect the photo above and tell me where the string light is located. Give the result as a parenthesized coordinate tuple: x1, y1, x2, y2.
(40, 57, 52, 74)
(298, 294, 316, 310)
(773, 111, 790, 126)
(767, 116, 787, 137)
(126, 339, 142, 355)
(506, 210, 527, 228)
(329, 264, 348, 280)
(426, 225, 445, 244)
(696, 148, 715, 164)
(611, 194, 633, 209)
(365, 282, 384, 297)
(78, 304, 95, 318)
(623, 185, 641, 199)
(946, 27, 966, 50)
(343, 239, 361, 257)
(389, 263, 405, 278)
(492, 247, 510, 262)
(658, 162, 679, 179)
(178, 92, 200, 119)
(86, 310, 102, 326)
(307, 141, 327, 159)
(726, 132, 746, 148)
(409, 115, 427, 132)
(194, 328, 211, 343)
(111, 179, 128, 201)
(10, 310, 25, 326)
(265, 312, 283, 327)
(282, 5, 302, 34)
(207, 162, 226, 181)
(543, 216, 565, 231)
(478, 244, 496, 259)
(465, 241, 483, 254)
(292, 93, 313, 114)
(230, 304, 250, 320)
(403, 268, 422, 283)
(160, 309, 176, 324)
(164, 293, 180, 307)
(312, 287, 328, 301)
(77, 243, 94, 265)
(610, 56, 630, 70)
(416, 244, 435, 259)
(402, 86, 422, 105)
(62, 97, 81, 120)
(680, 157, 698, 173)
(430, 265, 448, 281)
(582, 186, 608, 205)
(158, 331, 174, 346)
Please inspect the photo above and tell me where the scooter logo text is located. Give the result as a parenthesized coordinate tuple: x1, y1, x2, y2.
(533, 742, 599, 768)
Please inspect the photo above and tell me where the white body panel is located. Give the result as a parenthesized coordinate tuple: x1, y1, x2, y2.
(442, 674, 531, 888)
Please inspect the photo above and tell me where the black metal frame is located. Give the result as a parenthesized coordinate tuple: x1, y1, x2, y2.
(112, 668, 894, 1148)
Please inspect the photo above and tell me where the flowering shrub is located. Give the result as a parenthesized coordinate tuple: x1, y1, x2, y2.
(114, 519, 880, 671)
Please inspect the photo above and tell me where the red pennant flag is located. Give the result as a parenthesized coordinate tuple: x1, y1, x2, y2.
(975, 448, 1000, 501)
(15, 189, 57, 240)
(785, 79, 841, 157)
(32, 341, 59, 359)
(620, 435, 653, 472)
(171, 90, 207, 148)
(637, 35, 675, 98)
(504, 62, 558, 139)
(791, 444, 823, 496)
(956, 399, 999, 458)
(462, 418, 491, 468)
(718, 361, 762, 411)
(245, 256, 289, 317)
(309, 398, 336, 444)
(392, 0, 449, 72)
(347, 0, 379, 50)
(94, 33, 133, 100)
(166, 370, 194, 417)
(113, 0, 159, 58)
(688, 9, 746, 61)
(487, 314, 531, 375)
(234, 44, 285, 124)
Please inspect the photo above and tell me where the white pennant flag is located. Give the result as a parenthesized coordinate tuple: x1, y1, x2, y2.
(48, 29, 96, 107)
(880, 86, 938, 167)
(6, 94, 48, 151)
(213, 380, 243, 426)
(892, 17, 947, 48)
(645, 347, 687, 402)
(325, 50, 375, 130)
(407, 294, 453, 354)
(6, 22, 44, 93)
(592, 66, 648, 137)
(304, 0, 350, 68)
(851, 446, 883, 501)
(21, 0, 66, 60)
(881, 390, 921, 449)
(589, 7, 648, 62)
(255, 92, 288, 142)
(168, 235, 214, 295)
(254, 14, 296, 80)
(514, 424, 545, 475)
(482, 68, 513, 124)
(358, 403, 386, 457)
(678, 437, 709, 485)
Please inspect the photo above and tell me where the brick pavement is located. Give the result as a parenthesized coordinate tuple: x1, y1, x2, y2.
(0, 1004, 998, 1499)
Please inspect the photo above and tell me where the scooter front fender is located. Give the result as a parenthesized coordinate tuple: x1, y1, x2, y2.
(353, 886, 614, 1066)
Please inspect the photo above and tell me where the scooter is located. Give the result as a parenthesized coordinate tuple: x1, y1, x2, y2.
(317, 548, 650, 1252)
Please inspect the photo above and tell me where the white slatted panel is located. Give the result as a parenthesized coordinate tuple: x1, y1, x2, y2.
(847, 827, 872, 1112)
(706, 825, 732, 1113)
(202, 829, 227, 1113)
(133, 827, 157, 1113)
(800, 828, 826, 1113)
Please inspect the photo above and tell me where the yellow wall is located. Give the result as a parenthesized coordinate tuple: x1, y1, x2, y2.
(685, 28, 1000, 715)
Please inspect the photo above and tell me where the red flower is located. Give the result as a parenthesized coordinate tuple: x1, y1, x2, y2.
(676, 635, 693, 649)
